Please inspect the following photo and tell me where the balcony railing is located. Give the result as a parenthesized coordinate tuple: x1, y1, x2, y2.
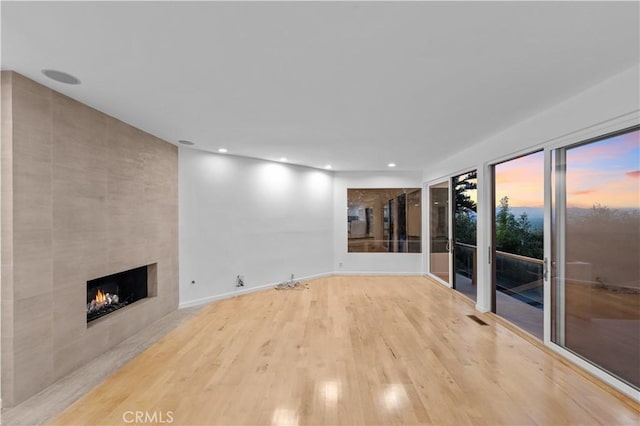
(455, 242, 544, 308)
(455, 242, 477, 284)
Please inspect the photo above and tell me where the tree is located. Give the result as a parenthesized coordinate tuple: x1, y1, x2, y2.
(454, 172, 477, 213)
(496, 196, 520, 252)
(455, 210, 476, 245)
(453, 172, 478, 245)
(495, 196, 543, 259)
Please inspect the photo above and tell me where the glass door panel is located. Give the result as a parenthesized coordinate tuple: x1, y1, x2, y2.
(452, 171, 478, 301)
(429, 181, 450, 283)
(552, 127, 640, 388)
(493, 151, 544, 339)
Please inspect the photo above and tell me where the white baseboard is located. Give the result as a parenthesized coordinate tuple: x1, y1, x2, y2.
(178, 271, 423, 309)
(178, 271, 334, 309)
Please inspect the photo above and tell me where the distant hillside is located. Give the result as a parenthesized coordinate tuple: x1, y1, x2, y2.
(498, 207, 544, 230)
(492, 206, 640, 231)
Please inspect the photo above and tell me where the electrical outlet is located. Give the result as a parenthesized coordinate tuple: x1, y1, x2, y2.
(339, 261, 343, 267)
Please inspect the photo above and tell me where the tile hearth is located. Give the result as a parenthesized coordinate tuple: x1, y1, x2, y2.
(0, 306, 201, 426)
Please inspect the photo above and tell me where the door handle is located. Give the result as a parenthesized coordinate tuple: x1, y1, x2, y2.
(544, 257, 549, 281)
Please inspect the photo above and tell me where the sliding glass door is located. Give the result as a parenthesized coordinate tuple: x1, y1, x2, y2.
(452, 171, 478, 301)
(425, 126, 638, 394)
(429, 181, 450, 283)
(551, 127, 640, 389)
(428, 173, 478, 299)
(493, 152, 544, 339)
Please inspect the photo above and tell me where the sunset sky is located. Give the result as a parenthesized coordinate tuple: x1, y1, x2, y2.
(494, 130, 639, 209)
(566, 130, 639, 209)
(495, 151, 544, 208)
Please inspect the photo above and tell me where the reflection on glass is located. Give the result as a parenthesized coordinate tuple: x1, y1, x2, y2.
(553, 128, 640, 388)
(347, 189, 421, 253)
(494, 151, 544, 339)
(429, 182, 450, 282)
(453, 171, 478, 301)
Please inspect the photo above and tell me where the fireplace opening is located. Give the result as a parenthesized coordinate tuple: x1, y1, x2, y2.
(87, 265, 148, 323)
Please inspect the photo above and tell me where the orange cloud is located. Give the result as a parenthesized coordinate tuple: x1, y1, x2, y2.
(495, 152, 544, 207)
(567, 174, 639, 208)
(626, 170, 640, 178)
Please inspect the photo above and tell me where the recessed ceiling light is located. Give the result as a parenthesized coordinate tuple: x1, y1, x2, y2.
(218, 148, 228, 153)
(280, 157, 288, 162)
(387, 163, 396, 168)
(41, 69, 81, 85)
(178, 140, 195, 146)
(325, 165, 332, 170)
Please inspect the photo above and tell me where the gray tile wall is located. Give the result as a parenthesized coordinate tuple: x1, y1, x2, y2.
(1, 71, 179, 407)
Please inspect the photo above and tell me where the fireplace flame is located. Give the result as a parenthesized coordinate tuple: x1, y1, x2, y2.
(96, 289, 107, 304)
(87, 289, 120, 316)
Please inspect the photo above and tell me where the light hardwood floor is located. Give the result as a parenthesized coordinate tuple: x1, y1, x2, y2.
(50, 276, 639, 425)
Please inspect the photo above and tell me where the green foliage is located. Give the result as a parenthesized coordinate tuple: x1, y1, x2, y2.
(454, 172, 477, 213)
(495, 196, 543, 259)
(455, 210, 476, 245)
(453, 172, 478, 245)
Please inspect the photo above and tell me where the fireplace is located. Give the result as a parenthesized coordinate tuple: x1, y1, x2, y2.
(86, 265, 151, 323)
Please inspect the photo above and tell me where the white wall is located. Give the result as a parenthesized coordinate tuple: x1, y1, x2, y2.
(179, 149, 334, 307)
(422, 63, 640, 312)
(333, 171, 424, 274)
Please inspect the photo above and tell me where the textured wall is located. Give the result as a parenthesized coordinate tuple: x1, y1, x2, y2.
(0, 72, 179, 407)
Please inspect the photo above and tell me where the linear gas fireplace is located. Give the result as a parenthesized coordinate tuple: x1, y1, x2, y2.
(86, 264, 156, 324)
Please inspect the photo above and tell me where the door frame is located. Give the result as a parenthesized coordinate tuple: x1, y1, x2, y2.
(425, 178, 453, 287)
(425, 167, 478, 289)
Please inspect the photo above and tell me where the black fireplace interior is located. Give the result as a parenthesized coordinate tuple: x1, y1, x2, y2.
(86, 265, 148, 323)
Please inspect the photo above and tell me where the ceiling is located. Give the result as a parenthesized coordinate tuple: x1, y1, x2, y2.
(2, 1, 638, 171)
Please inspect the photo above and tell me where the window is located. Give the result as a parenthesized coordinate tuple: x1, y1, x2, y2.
(348, 188, 421, 253)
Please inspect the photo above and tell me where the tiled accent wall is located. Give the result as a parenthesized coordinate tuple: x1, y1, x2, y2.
(0, 71, 179, 407)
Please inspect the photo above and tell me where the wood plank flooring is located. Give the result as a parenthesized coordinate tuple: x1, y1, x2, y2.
(50, 276, 639, 425)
